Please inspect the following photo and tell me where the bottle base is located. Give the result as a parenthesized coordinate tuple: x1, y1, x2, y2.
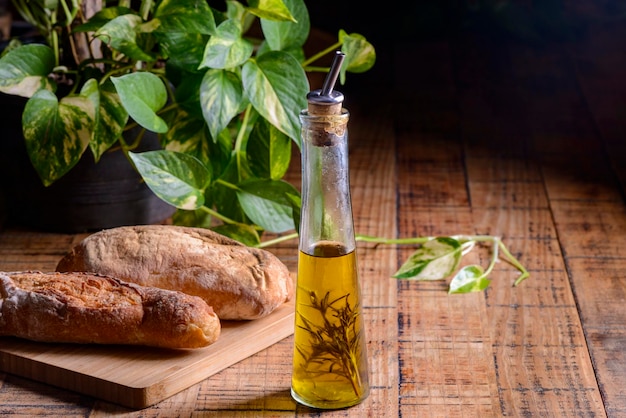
(290, 387, 369, 410)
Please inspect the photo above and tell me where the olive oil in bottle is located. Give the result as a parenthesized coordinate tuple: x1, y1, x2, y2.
(292, 241, 369, 408)
(291, 52, 370, 409)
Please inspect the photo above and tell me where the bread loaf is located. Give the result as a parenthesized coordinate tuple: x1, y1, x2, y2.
(0, 271, 220, 349)
(56, 225, 293, 320)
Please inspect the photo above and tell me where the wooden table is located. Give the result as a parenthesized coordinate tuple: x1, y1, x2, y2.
(1, 6, 625, 417)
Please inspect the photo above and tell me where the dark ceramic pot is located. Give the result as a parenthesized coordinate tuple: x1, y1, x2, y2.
(0, 93, 175, 233)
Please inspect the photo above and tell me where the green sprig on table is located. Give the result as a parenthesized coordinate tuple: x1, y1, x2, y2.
(357, 234, 529, 294)
(260, 233, 529, 294)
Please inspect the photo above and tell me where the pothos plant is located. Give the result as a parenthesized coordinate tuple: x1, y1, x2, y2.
(0, 0, 528, 293)
(0, 0, 374, 188)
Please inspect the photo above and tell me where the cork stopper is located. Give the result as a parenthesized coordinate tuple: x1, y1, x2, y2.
(306, 51, 345, 116)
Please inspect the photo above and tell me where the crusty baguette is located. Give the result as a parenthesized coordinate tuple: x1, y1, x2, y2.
(56, 225, 293, 320)
(0, 271, 220, 349)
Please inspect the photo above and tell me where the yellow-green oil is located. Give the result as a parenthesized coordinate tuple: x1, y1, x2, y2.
(291, 241, 369, 409)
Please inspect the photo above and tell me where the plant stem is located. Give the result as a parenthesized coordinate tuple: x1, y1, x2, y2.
(483, 238, 500, 278)
(355, 234, 432, 245)
(195, 205, 265, 232)
(101, 64, 137, 84)
(234, 104, 253, 182)
(139, 0, 152, 20)
(214, 178, 238, 191)
(262, 232, 530, 287)
(497, 239, 530, 286)
(257, 232, 298, 248)
(304, 66, 332, 73)
(49, 5, 60, 67)
(302, 41, 342, 68)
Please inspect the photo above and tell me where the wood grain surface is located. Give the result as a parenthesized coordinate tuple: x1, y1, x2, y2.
(1, 2, 625, 416)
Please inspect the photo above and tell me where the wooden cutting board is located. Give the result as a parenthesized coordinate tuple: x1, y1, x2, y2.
(0, 301, 294, 409)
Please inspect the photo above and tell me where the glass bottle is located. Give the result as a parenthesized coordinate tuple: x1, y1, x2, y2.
(290, 84, 370, 409)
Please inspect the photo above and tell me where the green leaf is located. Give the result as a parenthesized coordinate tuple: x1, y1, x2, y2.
(199, 18, 254, 70)
(285, 191, 301, 234)
(129, 150, 211, 209)
(157, 31, 209, 71)
(212, 223, 261, 247)
(224, 0, 256, 33)
(23, 89, 95, 186)
(87, 80, 129, 161)
(169, 71, 204, 116)
(246, 117, 291, 180)
(210, 158, 253, 224)
(95, 14, 156, 62)
(236, 178, 300, 233)
(200, 69, 244, 139)
(339, 30, 376, 84)
(247, 0, 297, 22)
(111, 72, 168, 133)
(448, 265, 491, 294)
(0, 44, 55, 97)
(172, 207, 213, 228)
(74, 7, 136, 32)
(162, 108, 234, 181)
(393, 237, 462, 280)
(154, 0, 216, 35)
(242, 51, 308, 144)
(162, 107, 211, 160)
(260, 0, 309, 50)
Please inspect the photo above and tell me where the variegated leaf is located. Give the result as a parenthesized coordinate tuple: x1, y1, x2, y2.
(199, 19, 254, 70)
(200, 69, 244, 139)
(260, 0, 309, 51)
(339, 30, 377, 84)
(448, 265, 491, 294)
(393, 237, 463, 280)
(0, 44, 55, 97)
(88, 80, 129, 161)
(154, 0, 216, 35)
(95, 14, 156, 62)
(246, 0, 296, 22)
(130, 150, 211, 210)
(22, 89, 95, 186)
(241, 51, 308, 144)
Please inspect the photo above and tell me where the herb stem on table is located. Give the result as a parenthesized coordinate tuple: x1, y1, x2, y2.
(257, 233, 530, 294)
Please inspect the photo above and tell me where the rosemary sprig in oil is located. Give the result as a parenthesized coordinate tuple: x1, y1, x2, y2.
(295, 290, 365, 397)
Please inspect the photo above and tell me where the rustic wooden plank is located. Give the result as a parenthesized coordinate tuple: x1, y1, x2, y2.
(452, 23, 608, 415)
(551, 200, 626, 258)
(566, 257, 626, 416)
(586, 329, 626, 418)
(397, 289, 499, 417)
(393, 39, 503, 417)
(466, 155, 543, 183)
(498, 20, 615, 416)
(0, 374, 93, 416)
(0, 229, 76, 271)
(567, 257, 626, 329)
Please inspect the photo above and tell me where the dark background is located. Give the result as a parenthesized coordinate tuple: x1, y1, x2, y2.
(306, 1, 626, 95)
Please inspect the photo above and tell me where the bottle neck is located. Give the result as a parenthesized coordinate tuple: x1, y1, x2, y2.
(298, 110, 355, 255)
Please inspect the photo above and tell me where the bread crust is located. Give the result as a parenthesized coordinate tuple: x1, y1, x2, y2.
(56, 225, 294, 320)
(0, 271, 220, 349)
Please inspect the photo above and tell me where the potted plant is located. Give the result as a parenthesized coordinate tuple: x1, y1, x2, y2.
(0, 0, 375, 237)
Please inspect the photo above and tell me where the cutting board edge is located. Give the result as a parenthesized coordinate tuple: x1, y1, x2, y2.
(139, 310, 296, 408)
(0, 350, 150, 407)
